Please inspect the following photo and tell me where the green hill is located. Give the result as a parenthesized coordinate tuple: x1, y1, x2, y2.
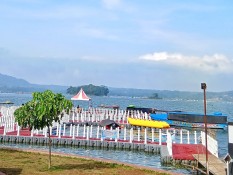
(0, 73, 67, 93)
(0, 73, 31, 87)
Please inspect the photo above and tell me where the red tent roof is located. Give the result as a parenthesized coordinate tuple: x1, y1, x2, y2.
(71, 88, 91, 101)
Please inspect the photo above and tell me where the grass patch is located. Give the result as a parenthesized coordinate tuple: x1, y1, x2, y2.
(0, 148, 172, 175)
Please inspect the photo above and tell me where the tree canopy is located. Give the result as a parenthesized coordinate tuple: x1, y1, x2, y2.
(148, 93, 162, 99)
(14, 90, 73, 130)
(67, 84, 109, 96)
(14, 90, 73, 169)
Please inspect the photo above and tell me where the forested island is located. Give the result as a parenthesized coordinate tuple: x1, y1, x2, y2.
(148, 93, 162, 99)
(67, 84, 109, 96)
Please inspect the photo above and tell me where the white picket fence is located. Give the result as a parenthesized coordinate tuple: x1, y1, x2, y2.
(201, 131, 218, 157)
(1, 106, 215, 152)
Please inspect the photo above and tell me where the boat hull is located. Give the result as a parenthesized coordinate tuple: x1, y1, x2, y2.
(128, 117, 170, 128)
(165, 120, 227, 129)
(150, 113, 227, 129)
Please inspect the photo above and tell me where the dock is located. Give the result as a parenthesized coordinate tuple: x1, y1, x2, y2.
(172, 143, 226, 174)
(0, 105, 226, 173)
(193, 154, 226, 175)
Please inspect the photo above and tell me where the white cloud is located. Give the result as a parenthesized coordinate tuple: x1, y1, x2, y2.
(140, 52, 233, 73)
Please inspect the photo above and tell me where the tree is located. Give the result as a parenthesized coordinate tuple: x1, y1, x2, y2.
(148, 93, 162, 99)
(14, 90, 73, 169)
(67, 84, 109, 96)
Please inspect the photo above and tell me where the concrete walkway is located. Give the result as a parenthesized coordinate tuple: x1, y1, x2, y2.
(193, 154, 226, 175)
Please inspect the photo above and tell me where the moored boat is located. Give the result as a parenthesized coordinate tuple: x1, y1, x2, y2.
(127, 117, 170, 128)
(126, 105, 155, 113)
(150, 111, 227, 129)
(98, 104, 120, 110)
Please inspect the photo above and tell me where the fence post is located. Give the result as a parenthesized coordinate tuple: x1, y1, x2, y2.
(138, 127, 140, 141)
(117, 127, 120, 139)
(63, 124, 66, 136)
(90, 125, 93, 138)
(72, 125, 75, 139)
(44, 127, 47, 138)
(97, 125, 99, 139)
(69, 124, 72, 137)
(152, 128, 154, 143)
(31, 128, 34, 137)
(144, 127, 147, 144)
(194, 131, 197, 144)
(58, 124, 61, 138)
(17, 125, 20, 136)
(56, 123, 59, 136)
(180, 129, 183, 144)
(86, 126, 89, 140)
(83, 125, 86, 138)
(115, 128, 118, 142)
(159, 129, 162, 145)
(101, 127, 103, 141)
(167, 132, 173, 155)
(187, 130, 190, 144)
(130, 127, 133, 143)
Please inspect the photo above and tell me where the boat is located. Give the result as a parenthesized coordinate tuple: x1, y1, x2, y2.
(126, 105, 227, 129)
(150, 111, 227, 129)
(98, 104, 120, 110)
(127, 117, 170, 128)
(126, 105, 154, 113)
(0, 100, 14, 105)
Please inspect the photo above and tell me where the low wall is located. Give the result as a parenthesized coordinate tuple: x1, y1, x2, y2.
(0, 135, 161, 153)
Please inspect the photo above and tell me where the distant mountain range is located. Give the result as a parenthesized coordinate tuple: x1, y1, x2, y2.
(0, 73, 30, 87)
(108, 87, 233, 100)
(0, 73, 68, 93)
(1, 73, 233, 101)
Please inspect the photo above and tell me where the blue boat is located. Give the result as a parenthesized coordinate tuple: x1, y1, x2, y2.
(150, 111, 227, 129)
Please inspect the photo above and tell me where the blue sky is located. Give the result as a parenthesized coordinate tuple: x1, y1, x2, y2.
(1, 0, 233, 92)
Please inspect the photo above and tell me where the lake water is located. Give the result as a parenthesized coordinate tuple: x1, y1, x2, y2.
(0, 92, 232, 174)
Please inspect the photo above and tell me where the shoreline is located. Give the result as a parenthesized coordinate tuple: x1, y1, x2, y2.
(0, 147, 183, 175)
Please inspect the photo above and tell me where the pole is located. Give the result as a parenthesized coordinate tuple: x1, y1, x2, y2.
(201, 83, 208, 175)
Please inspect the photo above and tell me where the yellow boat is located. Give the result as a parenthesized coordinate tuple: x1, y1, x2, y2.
(128, 117, 170, 128)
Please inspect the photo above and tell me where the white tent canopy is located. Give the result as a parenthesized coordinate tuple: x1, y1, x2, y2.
(71, 88, 91, 101)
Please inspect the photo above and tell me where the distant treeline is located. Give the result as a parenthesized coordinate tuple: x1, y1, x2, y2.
(67, 84, 109, 96)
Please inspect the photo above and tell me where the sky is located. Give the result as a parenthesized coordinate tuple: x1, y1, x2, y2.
(1, 0, 233, 92)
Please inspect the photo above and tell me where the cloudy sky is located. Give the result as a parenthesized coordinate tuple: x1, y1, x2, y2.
(1, 0, 233, 92)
